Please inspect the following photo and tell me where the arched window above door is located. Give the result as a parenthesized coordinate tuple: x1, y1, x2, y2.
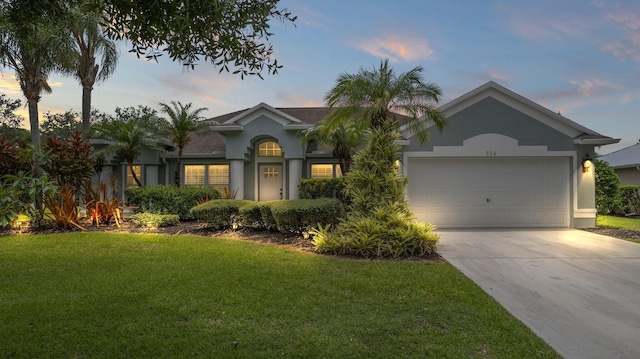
(258, 141, 282, 157)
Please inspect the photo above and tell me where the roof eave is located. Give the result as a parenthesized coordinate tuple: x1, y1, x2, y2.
(573, 138, 621, 146)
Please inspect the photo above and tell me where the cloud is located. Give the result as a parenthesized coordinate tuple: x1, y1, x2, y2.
(486, 69, 511, 82)
(607, 12, 640, 30)
(504, 9, 589, 41)
(158, 71, 240, 108)
(570, 78, 620, 97)
(350, 34, 435, 62)
(276, 91, 323, 107)
(0, 73, 22, 94)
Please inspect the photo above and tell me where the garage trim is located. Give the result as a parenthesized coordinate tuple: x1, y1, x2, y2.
(403, 133, 579, 228)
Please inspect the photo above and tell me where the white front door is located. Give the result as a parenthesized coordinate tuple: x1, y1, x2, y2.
(259, 164, 283, 201)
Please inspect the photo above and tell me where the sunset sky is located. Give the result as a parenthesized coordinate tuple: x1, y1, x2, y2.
(1, 0, 639, 154)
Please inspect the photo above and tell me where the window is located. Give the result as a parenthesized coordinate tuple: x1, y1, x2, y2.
(263, 167, 279, 178)
(184, 165, 205, 186)
(258, 141, 282, 157)
(311, 164, 342, 178)
(311, 164, 333, 178)
(208, 165, 229, 191)
(126, 165, 142, 188)
(183, 164, 229, 190)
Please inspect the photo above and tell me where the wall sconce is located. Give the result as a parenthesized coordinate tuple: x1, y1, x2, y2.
(582, 154, 593, 173)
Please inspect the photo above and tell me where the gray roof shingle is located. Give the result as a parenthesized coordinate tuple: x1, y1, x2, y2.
(599, 143, 640, 168)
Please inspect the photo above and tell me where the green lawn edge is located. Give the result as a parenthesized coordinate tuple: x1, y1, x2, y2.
(0, 233, 559, 358)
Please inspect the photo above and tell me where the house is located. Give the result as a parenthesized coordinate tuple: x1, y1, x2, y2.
(598, 143, 640, 185)
(100, 81, 619, 228)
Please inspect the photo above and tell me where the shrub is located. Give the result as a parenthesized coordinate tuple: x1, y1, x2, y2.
(269, 198, 343, 233)
(615, 185, 640, 214)
(130, 212, 180, 228)
(257, 201, 277, 229)
(239, 202, 262, 228)
(595, 159, 620, 215)
(190, 199, 253, 230)
(311, 128, 439, 258)
(125, 185, 220, 220)
(312, 202, 439, 258)
(298, 177, 347, 203)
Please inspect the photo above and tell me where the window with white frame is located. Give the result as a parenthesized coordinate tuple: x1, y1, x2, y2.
(208, 165, 229, 191)
(184, 165, 206, 186)
(311, 164, 342, 178)
(258, 141, 282, 157)
(126, 165, 142, 188)
(183, 164, 229, 191)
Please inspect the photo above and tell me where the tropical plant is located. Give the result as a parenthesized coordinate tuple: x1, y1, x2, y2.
(159, 101, 209, 187)
(0, 6, 73, 149)
(67, 6, 119, 133)
(300, 121, 362, 175)
(41, 130, 95, 196)
(0, 93, 24, 128)
(323, 59, 446, 143)
(91, 106, 167, 187)
(309, 60, 445, 258)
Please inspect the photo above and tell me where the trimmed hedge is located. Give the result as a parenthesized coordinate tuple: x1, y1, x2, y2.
(130, 212, 180, 228)
(298, 177, 347, 204)
(191, 198, 344, 233)
(270, 198, 343, 233)
(190, 200, 252, 230)
(125, 185, 220, 220)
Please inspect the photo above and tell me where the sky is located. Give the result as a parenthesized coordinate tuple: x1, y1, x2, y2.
(1, 0, 639, 154)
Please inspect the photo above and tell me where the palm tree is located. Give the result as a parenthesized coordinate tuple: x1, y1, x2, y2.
(0, 17, 72, 149)
(92, 110, 166, 187)
(300, 121, 362, 175)
(68, 8, 119, 134)
(159, 101, 209, 187)
(324, 59, 446, 143)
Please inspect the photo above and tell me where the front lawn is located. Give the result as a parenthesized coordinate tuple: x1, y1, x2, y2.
(0, 233, 558, 358)
(597, 215, 640, 230)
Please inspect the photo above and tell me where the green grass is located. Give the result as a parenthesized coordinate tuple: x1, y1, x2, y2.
(0, 233, 559, 358)
(596, 215, 640, 243)
(597, 215, 640, 230)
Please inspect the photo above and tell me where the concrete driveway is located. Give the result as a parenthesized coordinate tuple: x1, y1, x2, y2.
(437, 229, 640, 359)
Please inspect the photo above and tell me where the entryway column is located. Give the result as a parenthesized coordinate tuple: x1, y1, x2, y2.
(230, 159, 244, 200)
(288, 159, 302, 200)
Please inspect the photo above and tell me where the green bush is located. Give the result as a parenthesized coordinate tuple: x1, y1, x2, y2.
(125, 185, 220, 220)
(190, 199, 253, 230)
(595, 159, 620, 215)
(257, 201, 277, 230)
(312, 202, 439, 258)
(298, 177, 347, 203)
(239, 202, 262, 228)
(615, 185, 640, 214)
(130, 212, 180, 228)
(269, 198, 343, 233)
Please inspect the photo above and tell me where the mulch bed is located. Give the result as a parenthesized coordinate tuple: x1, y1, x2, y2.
(0, 220, 445, 262)
(581, 227, 640, 240)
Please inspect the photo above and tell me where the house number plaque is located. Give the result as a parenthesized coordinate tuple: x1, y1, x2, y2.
(485, 151, 497, 156)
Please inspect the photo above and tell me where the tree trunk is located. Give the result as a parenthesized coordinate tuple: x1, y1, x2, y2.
(174, 147, 183, 188)
(82, 86, 92, 134)
(129, 160, 143, 187)
(28, 97, 40, 148)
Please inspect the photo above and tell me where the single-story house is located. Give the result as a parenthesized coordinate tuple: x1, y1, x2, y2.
(99, 81, 619, 228)
(598, 143, 640, 185)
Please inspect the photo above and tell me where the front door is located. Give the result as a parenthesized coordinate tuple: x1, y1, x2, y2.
(259, 164, 283, 201)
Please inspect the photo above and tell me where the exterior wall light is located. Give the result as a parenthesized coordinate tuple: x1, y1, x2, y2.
(582, 155, 593, 173)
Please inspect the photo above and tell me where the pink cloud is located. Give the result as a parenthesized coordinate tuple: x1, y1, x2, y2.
(350, 34, 435, 62)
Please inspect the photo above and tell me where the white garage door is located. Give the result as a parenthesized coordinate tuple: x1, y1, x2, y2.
(407, 158, 570, 228)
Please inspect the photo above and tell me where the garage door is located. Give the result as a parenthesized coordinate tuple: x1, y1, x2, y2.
(407, 158, 570, 228)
